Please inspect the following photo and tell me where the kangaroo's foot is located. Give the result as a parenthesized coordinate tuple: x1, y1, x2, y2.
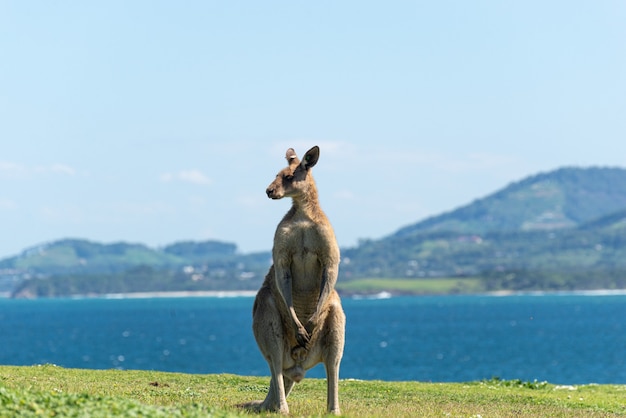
(238, 400, 263, 412)
(238, 399, 289, 415)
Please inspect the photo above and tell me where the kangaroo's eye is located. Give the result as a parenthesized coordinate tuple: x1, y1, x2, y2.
(284, 174, 294, 181)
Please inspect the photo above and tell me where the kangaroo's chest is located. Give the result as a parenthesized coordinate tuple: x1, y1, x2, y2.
(278, 220, 324, 290)
(280, 219, 323, 255)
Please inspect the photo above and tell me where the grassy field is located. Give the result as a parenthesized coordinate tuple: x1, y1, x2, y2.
(1, 365, 625, 417)
(337, 277, 486, 295)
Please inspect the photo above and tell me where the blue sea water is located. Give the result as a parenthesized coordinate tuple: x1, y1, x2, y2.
(1, 293, 625, 384)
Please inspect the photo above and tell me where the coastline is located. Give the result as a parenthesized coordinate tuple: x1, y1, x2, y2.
(484, 289, 626, 297)
(4, 288, 626, 300)
(94, 290, 258, 299)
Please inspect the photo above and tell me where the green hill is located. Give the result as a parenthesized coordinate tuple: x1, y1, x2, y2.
(0, 239, 178, 274)
(394, 166, 626, 236)
(579, 208, 626, 231)
(340, 167, 626, 291)
(0, 239, 253, 275)
(1, 239, 270, 298)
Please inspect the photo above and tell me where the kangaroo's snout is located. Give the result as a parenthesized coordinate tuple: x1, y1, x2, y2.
(266, 175, 287, 200)
(266, 186, 280, 199)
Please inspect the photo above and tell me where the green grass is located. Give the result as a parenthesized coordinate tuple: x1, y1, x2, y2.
(1, 366, 625, 417)
(337, 277, 485, 295)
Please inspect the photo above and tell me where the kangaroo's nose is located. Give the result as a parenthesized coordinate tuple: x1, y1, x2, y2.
(266, 188, 273, 197)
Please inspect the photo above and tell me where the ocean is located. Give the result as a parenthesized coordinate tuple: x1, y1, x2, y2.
(1, 293, 625, 384)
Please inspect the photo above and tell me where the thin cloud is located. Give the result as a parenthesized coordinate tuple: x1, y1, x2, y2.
(109, 201, 175, 217)
(0, 162, 76, 178)
(0, 198, 17, 210)
(333, 190, 355, 200)
(49, 164, 76, 176)
(350, 147, 522, 173)
(160, 169, 212, 186)
(0, 161, 27, 178)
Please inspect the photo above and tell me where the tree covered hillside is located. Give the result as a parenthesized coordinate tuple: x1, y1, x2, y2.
(394, 167, 626, 236)
(341, 167, 626, 291)
(1, 239, 270, 298)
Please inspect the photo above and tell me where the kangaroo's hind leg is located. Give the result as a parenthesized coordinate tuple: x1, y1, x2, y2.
(251, 289, 291, 414)
(261, 357, 289, 414)
(322, 296, 346, 415)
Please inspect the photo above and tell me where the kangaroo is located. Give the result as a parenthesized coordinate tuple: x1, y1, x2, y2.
(244, 146, 345, 415)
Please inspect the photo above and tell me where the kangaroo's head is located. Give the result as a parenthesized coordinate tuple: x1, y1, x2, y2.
(266, 146, 320, 200)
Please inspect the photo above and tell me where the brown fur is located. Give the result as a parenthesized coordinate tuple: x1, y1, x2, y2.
(242, 146, 345, 415)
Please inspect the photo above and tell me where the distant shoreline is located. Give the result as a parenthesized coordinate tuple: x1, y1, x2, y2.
(484, 289, 626, 297)
(92, 290, 259, 299)
(4, 288, 626, 300)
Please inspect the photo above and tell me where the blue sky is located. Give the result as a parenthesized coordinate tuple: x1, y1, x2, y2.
(1, 1, 625, 258)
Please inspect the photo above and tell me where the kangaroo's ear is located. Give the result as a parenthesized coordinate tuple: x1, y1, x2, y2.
(285, 148, 300, 166)
(301, 146, 319, 170)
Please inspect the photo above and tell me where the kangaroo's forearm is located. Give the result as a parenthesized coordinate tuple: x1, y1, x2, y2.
(311, 266, 336, 323)
(275, 267, 307, 331)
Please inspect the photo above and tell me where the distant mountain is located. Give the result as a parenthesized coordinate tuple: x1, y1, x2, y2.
(340, 167, 626, 290)
(0, 238, 243, 275)
(162, 240, 237, 262)
(4, 166, 626, 297)
(394, 167, 626, 237)
(0, 239, 176, 274)
(0, 239, 271, 298)
(578, 208, 626, 231)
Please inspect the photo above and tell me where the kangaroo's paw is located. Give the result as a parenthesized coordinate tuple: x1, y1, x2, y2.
(291, 346, 308, 362)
